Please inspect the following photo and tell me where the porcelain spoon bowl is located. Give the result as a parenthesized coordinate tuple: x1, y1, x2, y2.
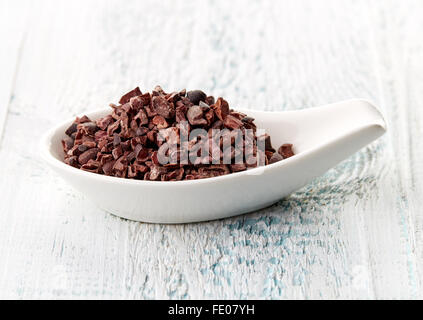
(41, 99, 386, 223)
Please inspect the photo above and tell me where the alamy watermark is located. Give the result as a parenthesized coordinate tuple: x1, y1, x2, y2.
(154, 121, 267, 172)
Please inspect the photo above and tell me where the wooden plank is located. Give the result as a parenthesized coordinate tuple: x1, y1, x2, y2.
(0, 0, 422, 299)
(0, 1, 29, 144)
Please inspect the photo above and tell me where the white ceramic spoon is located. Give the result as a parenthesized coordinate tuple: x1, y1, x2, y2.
(42, 99, 386, 223)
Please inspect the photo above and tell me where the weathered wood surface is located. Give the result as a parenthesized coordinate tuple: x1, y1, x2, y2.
(0, 0, 422, 299)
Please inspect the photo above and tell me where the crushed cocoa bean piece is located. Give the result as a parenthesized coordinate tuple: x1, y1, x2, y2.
(65, 123, 77, 136)
(152, 96, 173, 119)
(278, 143, 294, 159)
(64, 156, 79, 168)
(119, 87, 142, 104)
(186, 90, 207, 105)
(269, 152, 283, 164)
(152, 115, 169, 129)
(223, 115, 243, 129)
(187, 105, 207, 126)
(78, 148, 99, 165)
(61, 137, 74, 153)
(61, 86, 295, 181)
(212, 97, 230, 121)
(230, 163, 247, 172)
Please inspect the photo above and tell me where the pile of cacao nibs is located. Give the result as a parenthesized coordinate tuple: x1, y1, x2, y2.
(62, 86, 294, 181)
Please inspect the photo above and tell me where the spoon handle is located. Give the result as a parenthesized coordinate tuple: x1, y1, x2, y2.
(293, 99, 386, 154)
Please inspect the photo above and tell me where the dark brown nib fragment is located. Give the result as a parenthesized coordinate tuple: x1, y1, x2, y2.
(62, 86, 295, 181)
(119, 87, 142, 104)
(187, 105, 207, 126)
(186, 90, 207, 105)
(269, 152, 283, 164)
(278, 144, 294, 159)
(78, 148, 99, 165)
(212, 97, 229, 121)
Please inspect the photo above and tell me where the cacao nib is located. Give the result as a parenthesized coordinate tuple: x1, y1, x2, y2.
(152, 115, 169, 129)
(212, 97, 229, 121)
(113, 133, 121, 147)
(134, 109, 149, 125)
(64, 156, 79, 168)
(278, 144, 294, 159)
(102, 161, 115, 175)
(269, 152, 283, 164)
(78, 122, 97, 135)
(186, 90, 207, 105)
(152, 96, 173, 119)
(205, 96, 215, 106)
(112, 145, 123, 159)
(223, 115, 243, 129)
(61, 86, 295, 181)
(187, 105, 207, 126)
(61, 137, 74, 153)
(119, 87, 142, 104)
(81, 159, 100, 173)
(78, 148, 99, 165)
(230, 163, 247, 172)
(96, 115, 113, 130)
(65, 123, 77, 136)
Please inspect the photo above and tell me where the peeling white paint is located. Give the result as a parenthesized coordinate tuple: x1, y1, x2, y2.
(0, 0, 422, 299)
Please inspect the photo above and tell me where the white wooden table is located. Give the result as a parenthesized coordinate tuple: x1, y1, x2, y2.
(0, 0, 422, 299)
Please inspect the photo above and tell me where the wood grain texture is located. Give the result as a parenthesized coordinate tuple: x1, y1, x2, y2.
(0, 1, 29, 144)
(0, 0, 422, 299)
